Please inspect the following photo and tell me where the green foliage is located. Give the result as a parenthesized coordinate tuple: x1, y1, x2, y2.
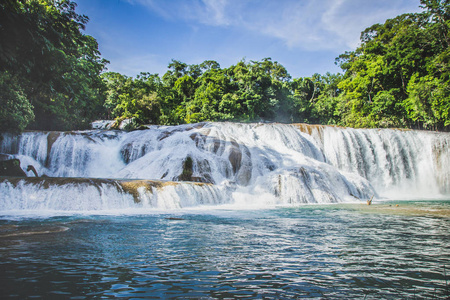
(105, 58, 300, 126)
(2, 0, 449, 131)
(0, 72, 34, 132)
(334, 0, 450, 130)
(0, 0, 108, 131)
(102, 72, 162, 125)
(311, 73, 343, 125)
(405, 74, 450, 129)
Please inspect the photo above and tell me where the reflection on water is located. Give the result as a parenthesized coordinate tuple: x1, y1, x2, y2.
(0, 201, 449, 299)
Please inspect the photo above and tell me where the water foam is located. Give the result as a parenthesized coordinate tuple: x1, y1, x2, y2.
(1, 123, 449, 211)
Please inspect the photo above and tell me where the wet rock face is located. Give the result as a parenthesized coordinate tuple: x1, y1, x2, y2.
(0, 158, 27, 177)
(46, 132, 61, 167)
(228, 140, 242, 175)
(178, 156, 194, 181)
(175, 156, 214, 183)
(0, 154, 13, 161)
(120, 144, 132, 164)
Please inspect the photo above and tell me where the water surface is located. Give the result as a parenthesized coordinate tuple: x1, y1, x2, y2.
(0, 200, 449, 299)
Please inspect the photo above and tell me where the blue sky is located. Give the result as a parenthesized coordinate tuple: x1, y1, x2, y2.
(74, 0, 422, 78)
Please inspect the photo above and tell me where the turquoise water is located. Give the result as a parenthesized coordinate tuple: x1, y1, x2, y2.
(0, 201, 449, 299)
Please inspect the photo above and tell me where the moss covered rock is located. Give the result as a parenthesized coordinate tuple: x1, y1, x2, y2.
(0, 158, 27, 177)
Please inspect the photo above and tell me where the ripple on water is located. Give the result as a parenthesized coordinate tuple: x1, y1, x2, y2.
(0, 201, 448, 299)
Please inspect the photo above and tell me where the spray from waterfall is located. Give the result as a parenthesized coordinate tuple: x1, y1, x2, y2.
(0, 122, 449, 211)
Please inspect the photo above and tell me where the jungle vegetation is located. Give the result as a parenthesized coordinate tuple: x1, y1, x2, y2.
(1, 0, 449, 132)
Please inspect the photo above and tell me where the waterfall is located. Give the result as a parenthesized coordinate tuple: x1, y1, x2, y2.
(319, 127, 449, 197)
(0, 178, 229, 211)
(1, 122, 449, 211)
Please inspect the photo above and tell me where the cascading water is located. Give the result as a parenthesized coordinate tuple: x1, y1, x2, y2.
(0, 177, 228, 211)
(319, 126, 450, 197)
(1, 122, 449, 211)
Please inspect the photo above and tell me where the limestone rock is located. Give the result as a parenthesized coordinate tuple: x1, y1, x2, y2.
(0, 157, 27, 177)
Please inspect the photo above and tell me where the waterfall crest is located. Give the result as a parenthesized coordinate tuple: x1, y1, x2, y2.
(1, 122, 449, 211)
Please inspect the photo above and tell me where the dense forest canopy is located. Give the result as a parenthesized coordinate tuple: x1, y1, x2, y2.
(0, 0, 449, 132)
(0, 0, 107, 131)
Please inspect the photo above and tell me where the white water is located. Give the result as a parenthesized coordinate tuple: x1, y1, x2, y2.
(1, 122, 449, 211)
(0, 178, 229, 212)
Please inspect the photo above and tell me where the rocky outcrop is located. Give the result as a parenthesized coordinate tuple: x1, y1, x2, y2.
(0, 157, 27, 177)
(178, 156, 193, 181)
(228, 140, 242, 174)
(26, 165, 39, 177)
(175, 156, 214, 183)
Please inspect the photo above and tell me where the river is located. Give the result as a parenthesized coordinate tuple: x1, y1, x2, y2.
(0, 201, 449, 299)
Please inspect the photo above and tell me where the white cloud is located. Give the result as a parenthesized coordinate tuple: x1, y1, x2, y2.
(320, 0, 422, 49)
(127, 0, 422, 51)
(197, 0, 231, 25)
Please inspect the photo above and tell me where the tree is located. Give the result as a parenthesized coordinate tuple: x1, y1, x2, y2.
(0, 0, 108, 131)
(334, 0, 450, 129)
(0, 72, 34, 132)
(102, 72, 162, 126)
(311, 73, 343, 125)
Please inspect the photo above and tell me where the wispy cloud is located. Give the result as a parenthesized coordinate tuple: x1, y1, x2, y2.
(196, 0, 231, 26)
(320, 0, 422, 49)
(128, 0, 421, 51)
